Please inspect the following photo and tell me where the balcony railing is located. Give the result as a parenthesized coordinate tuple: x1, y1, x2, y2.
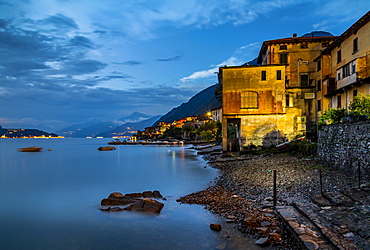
(337, 73, 357, 89)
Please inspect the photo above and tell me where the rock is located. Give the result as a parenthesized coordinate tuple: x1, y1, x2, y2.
(125, 192, 143, 198)
(99, 207, 124, 212)
(256, 227, 268, 234)
(101, 191, 164, 207)
(255, 237, 270, 246)
(124, 198, 164, 214)
(101, 197, 138, 206)
(244, 216, 260, 227)
(210, 224, 222, 231)
(260, 221, 271, 227)
(142, 191, 154, 198)
(108, 192, 125, 198)
(303, 240, 319, 250)
(153, 190, 163, 198)
(269, 232, 281, 241)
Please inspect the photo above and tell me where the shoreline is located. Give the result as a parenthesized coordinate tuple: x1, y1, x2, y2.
(178, 152, 360, 249)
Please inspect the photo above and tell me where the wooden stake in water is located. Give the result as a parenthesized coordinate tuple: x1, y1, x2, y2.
(273, 170, 277, 208)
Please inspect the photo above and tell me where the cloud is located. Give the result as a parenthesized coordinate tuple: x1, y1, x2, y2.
(39, 13, 78, 30)
(79, 0, 308, 40)
(112, 60, 143, 66)
(180, 43, 260, 82)
(157, 55, 183, 62)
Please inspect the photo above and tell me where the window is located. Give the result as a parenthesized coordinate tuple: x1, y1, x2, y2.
(300, 74, 309, 86)
(337, 50, 342, 64)
(337, 95, 342, 108)
(280, 45, 287, 50)
(342, 64, 350, 78)
(241, 91, 258, 109)
(353, 89, 358, 97)
(351, 61, 356, 74)
(279, 53, 288, 64)
(337, 72, 341, 80)
(317, 80, 321, 91)
(286, 94, 293, 107)
(322, 43, 329, 47)
(317, 100, 321, 111)
(317, 59, 321, 72)
(276, 70, 282, 80)
(261, 70, 266, 81)
(353, 38, 358, 53)
(300, 44, 308, 49)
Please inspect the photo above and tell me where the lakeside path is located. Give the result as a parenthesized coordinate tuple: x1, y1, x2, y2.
(177, 153, 370, 249)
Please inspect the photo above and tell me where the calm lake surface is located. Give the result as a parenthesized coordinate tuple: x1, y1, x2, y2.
(0, 138, 261, 249)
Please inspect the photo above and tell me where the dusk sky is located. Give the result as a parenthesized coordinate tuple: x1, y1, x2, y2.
(0, 0, 369, 131)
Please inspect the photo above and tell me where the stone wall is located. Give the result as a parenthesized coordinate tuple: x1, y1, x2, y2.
(318, 121, 370, 173)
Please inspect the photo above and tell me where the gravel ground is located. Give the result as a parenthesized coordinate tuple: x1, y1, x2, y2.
(177, 153, 361, 248)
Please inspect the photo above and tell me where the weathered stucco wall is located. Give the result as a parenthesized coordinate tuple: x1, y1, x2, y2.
(318, 122, 370, 173)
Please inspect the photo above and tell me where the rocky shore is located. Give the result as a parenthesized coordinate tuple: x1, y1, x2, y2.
(177, 152, 366, 249)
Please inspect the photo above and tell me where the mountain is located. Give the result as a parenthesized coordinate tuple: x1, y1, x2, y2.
(55, 119, 104, 137)
(153, 84, 221, 126)
(96, 115, 162, 138)
(56, 112, 159, 138)
(118, 112, 153, 123)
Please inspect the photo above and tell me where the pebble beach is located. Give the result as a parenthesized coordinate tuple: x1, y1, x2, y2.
(177, 153, 363, 249)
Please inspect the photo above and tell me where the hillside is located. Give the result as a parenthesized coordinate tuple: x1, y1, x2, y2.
(96, 115, 162, 137)
(153, 84, 221, 126)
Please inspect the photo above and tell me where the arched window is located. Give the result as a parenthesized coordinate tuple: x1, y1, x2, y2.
(241, 91, 258, 109)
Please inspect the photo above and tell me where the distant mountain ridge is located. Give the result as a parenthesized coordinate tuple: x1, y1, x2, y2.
(56, 112, 159, 138)
(96, 115, 162, 138)
(153, 84, 221, 126)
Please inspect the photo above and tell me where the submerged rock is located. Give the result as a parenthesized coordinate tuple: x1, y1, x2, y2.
(100, 191, 165, 214)
(124, 198, 164, 214)
(210, 224, 222, 231)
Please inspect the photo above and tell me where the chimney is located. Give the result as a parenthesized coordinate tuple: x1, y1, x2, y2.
(293, 33, 297, 37)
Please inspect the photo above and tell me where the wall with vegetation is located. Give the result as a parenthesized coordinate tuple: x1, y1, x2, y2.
(318, 122, 370, 173)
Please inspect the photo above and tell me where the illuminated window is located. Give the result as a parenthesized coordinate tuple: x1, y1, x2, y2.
(241, 91, 258, 109)
(286, 94, 294, 107)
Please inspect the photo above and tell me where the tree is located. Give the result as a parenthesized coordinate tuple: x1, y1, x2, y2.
(348, 93, 370, 117)
(317, 108, 347, 128)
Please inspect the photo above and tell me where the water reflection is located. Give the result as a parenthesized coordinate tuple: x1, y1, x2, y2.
(0, 139, 262, 249)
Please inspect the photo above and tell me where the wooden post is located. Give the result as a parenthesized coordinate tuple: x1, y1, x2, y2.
(273, 170, 277, 208)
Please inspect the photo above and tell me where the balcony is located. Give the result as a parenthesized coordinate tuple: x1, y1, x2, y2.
(337, 73, 357, 89)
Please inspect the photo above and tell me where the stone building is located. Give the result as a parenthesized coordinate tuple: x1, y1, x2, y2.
(219, 33, 337, 151)
(314, 10, 370, 115)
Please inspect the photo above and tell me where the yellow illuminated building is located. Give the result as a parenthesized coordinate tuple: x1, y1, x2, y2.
(315, 11, 370, 116)
(219, 32, 337, 150)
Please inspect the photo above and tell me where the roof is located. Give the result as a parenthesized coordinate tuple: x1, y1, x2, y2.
(257, 35, 337, 63)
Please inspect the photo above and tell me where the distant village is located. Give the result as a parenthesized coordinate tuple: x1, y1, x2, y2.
(138, 11, 370, 151)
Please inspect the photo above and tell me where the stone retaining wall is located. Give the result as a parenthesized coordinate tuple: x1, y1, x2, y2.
(318, 121, 370, 173)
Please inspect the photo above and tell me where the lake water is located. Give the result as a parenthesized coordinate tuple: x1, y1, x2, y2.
(0, 138, 261, 249)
